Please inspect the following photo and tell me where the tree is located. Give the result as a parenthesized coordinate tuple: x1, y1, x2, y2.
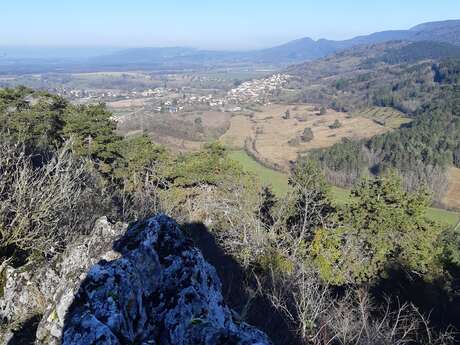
(301, 127, 314, 142)
(454, 144, 460, 168)
(258, 186, 277, 228)
(166, 142, 246, 187)
(335, 79, 348, 90)
(329, 119, 342, 129)
(0, 88, 67, 153)
(115, 135, 168, 191)
(194, 117, 203, 126)
(63, 104, 123, 175)
(319, 106, 327, 115)
(311, 172, 444, 285)
(194, 117, 203, 132)
(286, 160, 333, 241)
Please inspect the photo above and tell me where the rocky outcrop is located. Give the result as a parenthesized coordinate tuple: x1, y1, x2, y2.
(0, 217, 126, 344)
(0, 215, 271, 345)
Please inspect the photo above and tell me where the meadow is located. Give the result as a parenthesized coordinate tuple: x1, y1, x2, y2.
(223, 104, 409, 171)
(230, 150, 460, 227)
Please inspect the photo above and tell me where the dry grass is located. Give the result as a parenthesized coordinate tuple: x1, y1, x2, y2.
(220, 104, 407, 171)
(108, 98, 149, 109)
(179, 111, 231, 128)
(353, 106, 411, 128)
(121, 102, 409, 173)
(443, 167, 460, 211)
(118, 109, 231, 150)
(151, 134, 205, 152)
(71, 71, 145, 77)
(220, 115, 254, 149)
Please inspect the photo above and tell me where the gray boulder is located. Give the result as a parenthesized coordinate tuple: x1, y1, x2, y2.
(0, 214, 271, 344)
(61, 214, 271, 345)
(0, 217, 126, 345)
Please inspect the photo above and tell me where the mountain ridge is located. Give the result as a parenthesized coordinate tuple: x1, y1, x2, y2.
(91, 20, 460, 67)
(1, 19, 459, 73)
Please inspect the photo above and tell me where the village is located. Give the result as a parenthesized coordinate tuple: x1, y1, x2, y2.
(51, 73, 291, 113)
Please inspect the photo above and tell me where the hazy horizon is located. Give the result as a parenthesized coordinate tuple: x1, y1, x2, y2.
(1, 0, 460, 52)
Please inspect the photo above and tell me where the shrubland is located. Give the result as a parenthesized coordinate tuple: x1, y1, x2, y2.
(1, 86, 460, 344)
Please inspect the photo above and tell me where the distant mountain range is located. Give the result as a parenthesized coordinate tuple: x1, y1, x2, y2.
(90, 20, 460, 68)
(1, 20, 459, 73)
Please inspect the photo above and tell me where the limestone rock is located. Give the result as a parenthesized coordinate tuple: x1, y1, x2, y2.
(0, 217, 126, 345)
(61, 214, 271, 345)
(0, 215, 271, 345)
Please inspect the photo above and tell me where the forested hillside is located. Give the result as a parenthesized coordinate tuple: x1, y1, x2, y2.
(283, 42, 460, 204)
(285, 41, 460, 113)
(308, 63, 460, 198)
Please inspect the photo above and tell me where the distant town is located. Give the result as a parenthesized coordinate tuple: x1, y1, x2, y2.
(51, 74, 290, 114)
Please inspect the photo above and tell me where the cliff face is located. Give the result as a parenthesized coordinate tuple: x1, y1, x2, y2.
(0, 215, 271, 345)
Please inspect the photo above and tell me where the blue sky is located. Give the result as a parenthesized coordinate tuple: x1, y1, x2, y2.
(1, 0, 459, 49)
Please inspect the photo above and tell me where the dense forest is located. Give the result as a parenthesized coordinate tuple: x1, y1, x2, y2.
(365, 41, 460, 66)
(1, 86, 460, 344)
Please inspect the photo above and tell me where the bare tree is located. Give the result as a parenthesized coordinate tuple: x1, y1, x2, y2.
(0, 141, 106, 259)
(117, 164, 168, 222)
(265, 262, 332, 343)
(265, 272, 456, 345)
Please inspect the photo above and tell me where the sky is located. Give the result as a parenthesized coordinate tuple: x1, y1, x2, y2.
(1, 0, 459, 50)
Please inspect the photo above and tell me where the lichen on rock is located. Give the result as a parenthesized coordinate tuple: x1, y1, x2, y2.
(0, 215, 271, 345)
(62, 214, 271, 345)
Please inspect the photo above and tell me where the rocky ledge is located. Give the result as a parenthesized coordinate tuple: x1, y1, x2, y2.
(0, 215, 271, 345)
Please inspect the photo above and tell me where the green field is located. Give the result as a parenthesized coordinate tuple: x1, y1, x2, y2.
(332, 186, 460, 227)
(230, 150, 460, 227)
(353, 106, 412, 129)
(229, 150, 289, 196)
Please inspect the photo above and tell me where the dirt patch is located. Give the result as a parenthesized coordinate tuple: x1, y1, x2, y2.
(152, 134, 204, 152)
(179, 111, 231, 129)
(118, 110, 231, 144)
(107, 98, 148, 109)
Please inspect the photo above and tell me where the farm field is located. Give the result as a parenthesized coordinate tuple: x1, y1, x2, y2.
(228, 150, 289, 196)
(353, 106, 411, 128)
(230, 150, 460, 227)
(221, 104, 410, 171)
(116, 102, 410, 170)
(220, 115, 254, 149)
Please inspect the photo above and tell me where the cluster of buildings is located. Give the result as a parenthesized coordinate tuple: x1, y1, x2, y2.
(53, 73, 291, 113)
(166, 73, 290, 110)
(53, 87, 141, 101)
(226, 74, 290, 104)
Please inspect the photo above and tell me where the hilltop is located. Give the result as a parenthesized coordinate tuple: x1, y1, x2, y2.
(283, 40, 460, 112)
